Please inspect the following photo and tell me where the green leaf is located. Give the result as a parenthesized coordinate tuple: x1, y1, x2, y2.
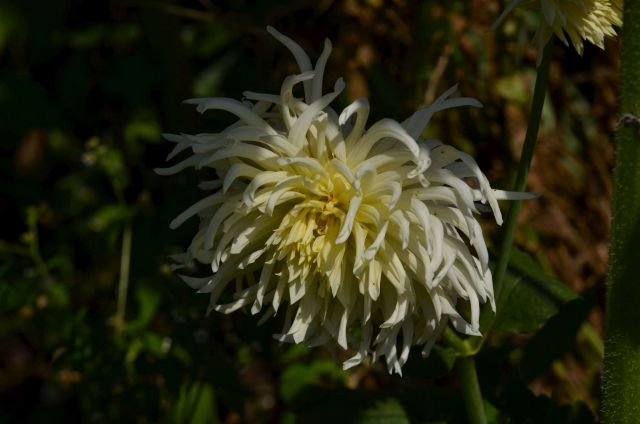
(173, 382, 219, 424)
(48, 282, 70, 307)
(279, 359, 345, 403)
(498, 373, 595, 424)
(0, 4, 23, 52)
(124, 111, 161, 146)
(356, 398, 410, 424)
(193, 53, 237, 99)
(494, 72, 531, 105)
(519, 289, 593, 382)
(291, 388, 410, 424)
(0, 265, 34, 312)
(279, 343, 310, 364)
(402, 345, 457, 379)
(87, 204, 130, 233)
(495, 248, 578, 333)
(128, 284, 162, 331)
(290, 386, 474, 424)
(484, 400, 500, 424)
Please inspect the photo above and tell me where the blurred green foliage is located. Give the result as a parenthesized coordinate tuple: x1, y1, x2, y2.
(0, 0, 615, 422)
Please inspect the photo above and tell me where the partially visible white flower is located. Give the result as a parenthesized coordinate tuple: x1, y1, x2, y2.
(494, 0, 623, 56)
(157, 27, 529, 375)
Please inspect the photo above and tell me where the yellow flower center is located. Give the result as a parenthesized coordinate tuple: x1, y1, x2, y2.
(270, 173, 349, 273)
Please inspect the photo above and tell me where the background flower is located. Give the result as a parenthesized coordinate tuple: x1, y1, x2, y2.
(158, 27, 527, 374)
(494, 0, 622, 55)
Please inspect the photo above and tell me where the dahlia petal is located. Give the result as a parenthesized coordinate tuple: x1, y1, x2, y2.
(312, 39, 333, 102)
(336, 194, 363, 244)
(154, 156, 201, 175)
(340, 98, 370, 145)
(203, 195, 242, 250)
(223, 163, 261, 193)
(350, 119, 420, 166)
(403, 85, 482, 140)
(279, 72, 315, 129)
(288, 78, 345, 148)
(170, 192, 224, 229)
(266, 26, 314, 102)
(184, 97, 276, 135)
(213, 286, 258, 314)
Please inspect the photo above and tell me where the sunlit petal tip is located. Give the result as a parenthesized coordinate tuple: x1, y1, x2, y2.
(467, 98, 484, 108)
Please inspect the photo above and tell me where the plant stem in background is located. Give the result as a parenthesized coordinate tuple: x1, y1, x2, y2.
(115, 222, 133, 335)
(443, 326, 473, 354)
(493, 41, 553, 310)
(456, 356, 487, 424)
(26, 215, 55, 288)
(466, 41, 553, 355)
(448, 42, 553, 357)
(603, 0, 640, 421)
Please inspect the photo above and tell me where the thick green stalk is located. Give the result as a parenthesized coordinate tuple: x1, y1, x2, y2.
(493, 41, 553, 309)
(456, 356, 487, 424)
(603, 1, 640, 421)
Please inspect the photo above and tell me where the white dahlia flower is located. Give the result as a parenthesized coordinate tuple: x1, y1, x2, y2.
(494, 0, 622, 55)
(157, 27, 527, 375)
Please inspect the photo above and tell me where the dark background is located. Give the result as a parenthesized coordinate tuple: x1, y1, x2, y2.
(0, 0, 617, 422)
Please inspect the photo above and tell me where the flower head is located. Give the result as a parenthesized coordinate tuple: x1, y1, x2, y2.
(158, 27, 526, 374)
(495, 0, 622, 55)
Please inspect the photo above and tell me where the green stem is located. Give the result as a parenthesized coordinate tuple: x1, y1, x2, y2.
(26, 212, 55, 288)
(0, 241, 30, 256)
(443, 326, 474, 355)
(456, 356, 487, 424)
(115, 222, 133, 335)
(469, 41, 553, 353)
(603, 1, 640, 422)
(493, 41, 553, 309)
